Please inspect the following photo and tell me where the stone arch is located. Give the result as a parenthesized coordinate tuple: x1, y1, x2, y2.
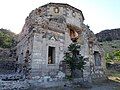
(67, 24, 79, 42)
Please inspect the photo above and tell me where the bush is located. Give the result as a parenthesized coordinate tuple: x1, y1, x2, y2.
(0, 29, 16, 48)
(64, 43, 85, 78)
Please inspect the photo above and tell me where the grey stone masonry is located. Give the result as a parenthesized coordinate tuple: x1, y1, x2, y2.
(17, 3, 106, 82)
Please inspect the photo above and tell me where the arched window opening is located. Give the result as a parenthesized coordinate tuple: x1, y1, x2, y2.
(67, 25, 79, 42)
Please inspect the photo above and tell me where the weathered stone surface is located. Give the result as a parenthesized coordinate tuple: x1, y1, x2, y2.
(17, 3, 106, 83)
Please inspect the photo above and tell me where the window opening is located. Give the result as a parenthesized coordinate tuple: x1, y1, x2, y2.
(25, 50, 29, 63)
(48, 46, 55, 64)
(94, 51, 101, 66)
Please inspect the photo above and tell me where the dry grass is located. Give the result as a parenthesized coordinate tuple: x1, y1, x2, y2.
(107, 69, 120, 83)
(107, 71, 120, 90)
(108, 76, 120, 83)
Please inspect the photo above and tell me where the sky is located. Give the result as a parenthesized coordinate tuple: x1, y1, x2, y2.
(0, 0, 120, 34)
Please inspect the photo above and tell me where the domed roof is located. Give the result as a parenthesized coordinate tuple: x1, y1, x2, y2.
(19, 3, 85, 40)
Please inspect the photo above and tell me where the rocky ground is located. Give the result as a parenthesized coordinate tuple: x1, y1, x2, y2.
(27, 80, 120, 90)
(0, 77, 120, 90)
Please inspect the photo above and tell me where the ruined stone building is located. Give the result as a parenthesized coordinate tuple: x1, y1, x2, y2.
(17, 3, 106, 82)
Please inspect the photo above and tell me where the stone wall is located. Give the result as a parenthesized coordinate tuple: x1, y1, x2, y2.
(17, 3, 106, 82)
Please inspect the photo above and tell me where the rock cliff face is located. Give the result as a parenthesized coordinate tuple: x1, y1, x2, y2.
(0, 29, 17, 75)
(96, 28, 120, 42)
(0, 29, 17, 61)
